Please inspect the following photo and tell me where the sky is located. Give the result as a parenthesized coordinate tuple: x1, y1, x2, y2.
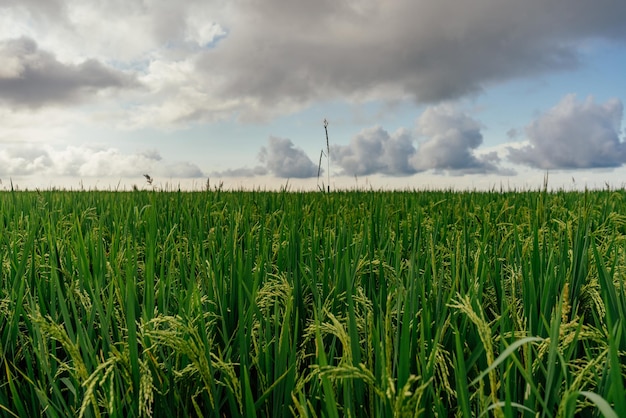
(1, 0, 626, 191)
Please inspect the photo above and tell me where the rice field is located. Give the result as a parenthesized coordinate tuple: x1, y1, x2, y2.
(1, 188, 626, 417)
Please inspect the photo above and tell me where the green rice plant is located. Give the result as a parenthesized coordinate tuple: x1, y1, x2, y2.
(1, 189, 626, 417)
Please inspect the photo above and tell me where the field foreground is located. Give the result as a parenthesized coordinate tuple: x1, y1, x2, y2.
(1, 190, 626, 417)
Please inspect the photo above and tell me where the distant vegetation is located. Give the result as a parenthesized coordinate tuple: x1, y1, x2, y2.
(1, 189, 626, 417)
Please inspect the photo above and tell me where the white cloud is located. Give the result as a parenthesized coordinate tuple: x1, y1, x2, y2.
(219, 107, 509, 179)
(158, 161, 204, 178)
(0, 106, 77, 143)
(0, 145, 204, 179)
(210, 167, 268, 178)
(259, 137, 318, 178)
(411, 105, 509, 175)
(0, 145, 53, 175)
(332, 126, 416, 176)
(410, 105, 499, 174)
(508, 95, 626, 169)
(331, 106, 509, 177)
(213, 137, 318, 178)
(184, 18, 226, 47)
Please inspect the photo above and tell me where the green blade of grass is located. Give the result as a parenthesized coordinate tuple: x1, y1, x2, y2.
(470, 337, 543, 386)
(568, 391, 619, 418)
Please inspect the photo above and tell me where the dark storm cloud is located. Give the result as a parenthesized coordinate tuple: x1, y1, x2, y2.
(197, 0, 626, 113)
(0, 37, 139, 108)
(508, 95, 626, 169)
(4, 1, 625, 122)
(332, 126, 417, 176)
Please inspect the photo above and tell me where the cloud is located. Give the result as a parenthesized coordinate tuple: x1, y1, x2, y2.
(0, 0, 67, 24)
(507, 128, 519, 139)
(213, 137, 317, 178)
(158, 161, 205, 178)
(0, 145, 53, 175)
(300, 107, 506, 178)
(193, 0, 626, 119)
(211, 167, 268, 177)
(2, 1, 625, 123)
(259, 137, 318, 178)
(411, 105, 504, 174)
(0, 37, 139, 108)
(0, 145, 204, 178)
(508, 95, 626, 169)
(332, 126, 417, 176)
